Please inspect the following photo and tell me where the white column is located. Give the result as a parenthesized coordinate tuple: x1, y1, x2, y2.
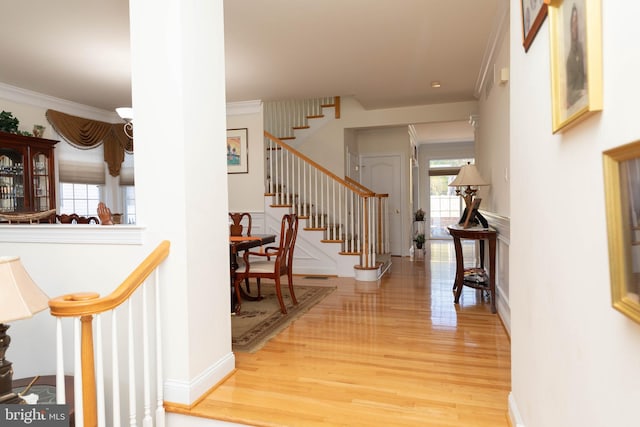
(129, 0, 233, 405)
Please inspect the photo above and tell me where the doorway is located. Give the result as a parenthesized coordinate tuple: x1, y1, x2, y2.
(428, 158, 474, 239)
(360, 154, 404, 255)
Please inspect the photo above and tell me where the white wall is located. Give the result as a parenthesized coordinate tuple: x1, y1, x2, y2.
(477, 19, 510, 217)
(509, 1, 640, 426)
(226, 101, 265, 213)
(476, 3, 512, 332)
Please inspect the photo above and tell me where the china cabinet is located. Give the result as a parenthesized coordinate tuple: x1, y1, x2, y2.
(0, 132, 57, 214)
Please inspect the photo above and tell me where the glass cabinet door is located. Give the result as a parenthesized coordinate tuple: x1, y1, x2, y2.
(0, 150, 25, 212)
(32, 152, 50, 211)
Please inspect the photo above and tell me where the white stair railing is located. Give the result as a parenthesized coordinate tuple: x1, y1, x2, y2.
(49, 240, 170, 427)
(265, 132, 389, 269)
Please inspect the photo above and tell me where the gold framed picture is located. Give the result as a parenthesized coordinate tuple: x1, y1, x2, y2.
(548, 0, 602, 133)
(603, 140, 640, 324)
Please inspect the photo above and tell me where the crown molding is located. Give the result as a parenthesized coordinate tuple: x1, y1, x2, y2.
(0, 82, 119, 122)
(474, 0, 509, 98)
(226, 100, 262, 115)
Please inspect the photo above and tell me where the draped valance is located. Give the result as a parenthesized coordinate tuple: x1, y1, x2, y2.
(45, 109, 133, 177)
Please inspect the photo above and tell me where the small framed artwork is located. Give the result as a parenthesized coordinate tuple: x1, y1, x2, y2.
(548, 0, 602, 133)
(521, 0, 549, 52)
(462, 198, 482, 229)
(227, 128, 248, 174)
(603, 140, 640, 324)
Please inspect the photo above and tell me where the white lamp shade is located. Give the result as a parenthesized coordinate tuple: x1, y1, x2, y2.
(116, 107, 134, 121)
(0, 257, 49, 323)
(449, 164, 489, 187)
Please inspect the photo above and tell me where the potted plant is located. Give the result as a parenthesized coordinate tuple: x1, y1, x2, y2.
(414, 208, 425, 222)
(414, 233, 426, 249)
(0, 111, 19, 134)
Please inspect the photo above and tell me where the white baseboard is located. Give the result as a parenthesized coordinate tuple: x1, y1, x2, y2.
(164, 351, 235, 404)
(508, 392, 526, 427)
(167, 413, 249, 426)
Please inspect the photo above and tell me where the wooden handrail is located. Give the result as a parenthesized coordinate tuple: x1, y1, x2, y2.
(49, 240, 171, 317)
(344, 177, 389, 199)
(265, 132, 374, 197)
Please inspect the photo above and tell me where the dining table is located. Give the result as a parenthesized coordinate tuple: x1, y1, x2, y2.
(229, 234, 276, 312)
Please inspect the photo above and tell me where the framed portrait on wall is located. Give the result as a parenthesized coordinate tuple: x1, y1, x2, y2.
(521, 0, 549, 52)
(548, 0, 602, 133)
(227, 128, 248, 174)
(603, 140, 640, 324)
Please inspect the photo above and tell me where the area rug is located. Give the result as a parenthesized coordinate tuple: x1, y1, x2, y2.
(232, 283, 336, 353)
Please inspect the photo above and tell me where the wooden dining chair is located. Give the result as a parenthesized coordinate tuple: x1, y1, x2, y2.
(56, 213, 99, 224)
(229, 212, 252, 237)
(233, 213, 299, 314)
(229, 212, 253, 291)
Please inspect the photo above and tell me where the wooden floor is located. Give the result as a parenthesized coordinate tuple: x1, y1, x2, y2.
(180, 241, 511, 426)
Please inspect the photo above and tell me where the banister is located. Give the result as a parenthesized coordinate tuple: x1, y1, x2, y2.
(265, 128, 390, 272)
(344, 177, 390, 199)
(265, 132, 374, 197)
(49, 240, 171, 317)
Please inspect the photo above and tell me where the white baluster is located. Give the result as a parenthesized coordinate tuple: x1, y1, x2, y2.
(155, 270, 166, 427)
(56, 318, 66, 405)
(96, 315, 106, 427)
(112, 310, 121, 427)
(128, 301, 137, 427)
(74, 317, 84, 427)
(142, 283, 152, 427)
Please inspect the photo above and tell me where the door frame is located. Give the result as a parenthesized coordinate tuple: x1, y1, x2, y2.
(359, 152, 406, 256)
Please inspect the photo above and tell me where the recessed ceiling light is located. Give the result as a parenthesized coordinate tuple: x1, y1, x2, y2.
(431, 81, 441, 88)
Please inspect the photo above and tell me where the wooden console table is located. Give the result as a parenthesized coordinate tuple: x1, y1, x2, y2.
(447, 224, 497, 313)
(12, 375, 75, 426)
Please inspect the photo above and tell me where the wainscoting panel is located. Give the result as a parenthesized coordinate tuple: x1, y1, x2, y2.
(480, 210, 511, 335)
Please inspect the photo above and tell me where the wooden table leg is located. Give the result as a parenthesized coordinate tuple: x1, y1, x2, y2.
(452, 236, 465, 303)
(488, 235, 497, 313)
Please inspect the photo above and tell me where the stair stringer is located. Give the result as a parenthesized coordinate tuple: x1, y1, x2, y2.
(264, 201, 360, 277)
(286, 106, 335, 147)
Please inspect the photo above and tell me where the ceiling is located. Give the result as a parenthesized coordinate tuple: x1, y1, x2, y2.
(0, 0, 502, 140)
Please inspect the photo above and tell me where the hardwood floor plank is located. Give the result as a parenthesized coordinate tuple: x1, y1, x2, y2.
(180, 241, 511, 426)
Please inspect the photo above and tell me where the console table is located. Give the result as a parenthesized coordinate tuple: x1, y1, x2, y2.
(12, 375, 75, 426)
(447, 224, 497, 313)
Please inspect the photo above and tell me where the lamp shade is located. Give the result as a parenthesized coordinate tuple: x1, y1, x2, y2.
(0, 257, 49, 323)
(448, 164, 489, 187)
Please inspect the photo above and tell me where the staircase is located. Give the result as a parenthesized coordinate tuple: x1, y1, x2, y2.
(262, 98, 391, 280)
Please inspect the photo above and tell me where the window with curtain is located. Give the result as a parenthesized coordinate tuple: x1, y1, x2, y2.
(59, 183, 102, 216)
(57, 159, 105, 217)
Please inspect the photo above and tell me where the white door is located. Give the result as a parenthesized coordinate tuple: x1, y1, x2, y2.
(360, 154, 403, 256)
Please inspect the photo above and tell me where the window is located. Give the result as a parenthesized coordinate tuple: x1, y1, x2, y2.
(429, 158, 474, 239)
(122, 186, 136, 224)
(59, 183, 101, 216)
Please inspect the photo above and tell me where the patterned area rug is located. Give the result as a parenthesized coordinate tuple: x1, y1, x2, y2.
(232, 283, 336, 353)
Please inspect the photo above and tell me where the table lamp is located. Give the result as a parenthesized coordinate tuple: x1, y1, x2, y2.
(0, 256, 49, 404)
(448, 163, 489, 228)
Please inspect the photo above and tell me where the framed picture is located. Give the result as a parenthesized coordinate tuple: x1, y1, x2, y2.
(462, 198, 482, 229)
(548, 0, 602, 133)
(521, 0, 549, 52)
(603, 140, 640, 324)
(227, 128, 248, 174)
